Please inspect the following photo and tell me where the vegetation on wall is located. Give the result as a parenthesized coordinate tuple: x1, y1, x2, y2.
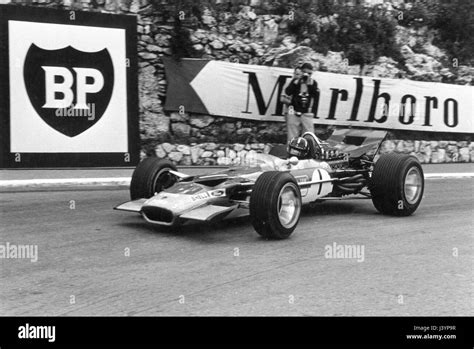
(162, 0, 472, 67)
(169, 15, 197, 60)
(285, 2, 400, 70)
(431, 2, 473, 64)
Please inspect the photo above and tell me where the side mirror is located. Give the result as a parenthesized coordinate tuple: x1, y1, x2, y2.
(289, 156, 299, 166)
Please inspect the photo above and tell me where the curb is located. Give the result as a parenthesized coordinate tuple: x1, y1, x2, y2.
(424, 172, 474, 179)
(1, 173, 473, 190)
(0, 177, 131, 189)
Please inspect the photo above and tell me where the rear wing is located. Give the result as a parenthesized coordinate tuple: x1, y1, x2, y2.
(324, 128, 387, 160)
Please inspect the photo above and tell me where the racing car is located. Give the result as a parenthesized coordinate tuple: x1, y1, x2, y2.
(115, 128, 424, 239)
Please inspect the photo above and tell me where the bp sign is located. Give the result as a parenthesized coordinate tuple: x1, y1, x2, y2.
(0, 5, 138, 167)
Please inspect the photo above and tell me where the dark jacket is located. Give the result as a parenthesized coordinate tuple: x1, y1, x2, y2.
(284, 78, 319, 114)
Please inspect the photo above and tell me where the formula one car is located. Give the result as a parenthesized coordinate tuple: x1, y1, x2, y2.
(115, 129, 424, 239)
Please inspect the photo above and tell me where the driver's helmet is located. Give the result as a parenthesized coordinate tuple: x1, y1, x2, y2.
(287, 137, 309, 159)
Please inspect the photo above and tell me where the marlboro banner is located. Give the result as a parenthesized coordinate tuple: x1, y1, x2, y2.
(163, 58, 474, 134)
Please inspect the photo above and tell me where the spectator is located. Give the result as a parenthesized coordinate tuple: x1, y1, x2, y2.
(283, 62, 319, 142)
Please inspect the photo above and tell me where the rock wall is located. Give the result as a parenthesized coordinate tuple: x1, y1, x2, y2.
(4, 0, 473, 164)
(151, 139, 474, 166)
(380, 140, 472, 164)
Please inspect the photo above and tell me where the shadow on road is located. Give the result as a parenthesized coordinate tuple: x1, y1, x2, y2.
(115, 200, 377, 242)
(118, 215, 259, 242)
(302, 200, 375, 216)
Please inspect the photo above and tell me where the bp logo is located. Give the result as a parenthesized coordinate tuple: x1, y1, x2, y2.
(8, 19, 130, 155)
(23, 44, 114, 137)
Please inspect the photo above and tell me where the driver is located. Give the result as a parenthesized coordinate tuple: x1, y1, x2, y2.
(287, 137, 310, 159)
(286, 136, 332, 171)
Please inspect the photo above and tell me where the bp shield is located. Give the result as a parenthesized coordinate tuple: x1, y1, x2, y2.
(23, 44, 114, 137)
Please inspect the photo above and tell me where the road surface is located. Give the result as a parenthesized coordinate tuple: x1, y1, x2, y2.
(1, 177, 472, 316)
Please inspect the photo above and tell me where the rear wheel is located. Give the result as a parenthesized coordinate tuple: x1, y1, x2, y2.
(130, 158, 178, 200)
(250, 172, 302, 239)
(370, 153, 424, 216)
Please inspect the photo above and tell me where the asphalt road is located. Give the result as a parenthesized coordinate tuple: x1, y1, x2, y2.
(1, 178, 472, 316)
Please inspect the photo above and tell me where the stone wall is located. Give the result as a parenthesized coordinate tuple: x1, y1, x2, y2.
(380, 140, 472, 164)
(4, 0, 473, 164)
(151, 139, 474, 166)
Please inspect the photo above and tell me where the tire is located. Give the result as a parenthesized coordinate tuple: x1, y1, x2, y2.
(370, 153, 424, 216)
(268, 145, 288, 159)
(250, 171, 302, 239)
(130, 158, 178, 200)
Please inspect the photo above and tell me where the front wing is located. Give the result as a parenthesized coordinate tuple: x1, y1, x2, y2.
(114, 199, 241, 223)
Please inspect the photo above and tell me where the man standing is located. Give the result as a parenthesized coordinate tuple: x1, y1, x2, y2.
(283, 63, 319, 142)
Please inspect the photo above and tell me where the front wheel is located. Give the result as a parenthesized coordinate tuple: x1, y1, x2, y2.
(370, 153, 424, 216)
(250, 172, 302, 239)
(130, 158, 178, 200)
